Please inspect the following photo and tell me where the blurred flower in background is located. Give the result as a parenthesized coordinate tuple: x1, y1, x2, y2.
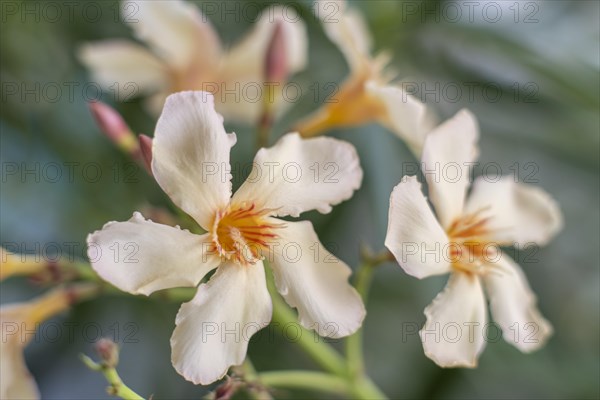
(78, 0, 307, 122)
(1, 284, 96, 399)
(296, 0, 436, 156)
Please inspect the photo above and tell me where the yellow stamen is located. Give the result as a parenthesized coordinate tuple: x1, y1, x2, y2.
(446, 208, 504, 276)
(210, 203, 283, 265)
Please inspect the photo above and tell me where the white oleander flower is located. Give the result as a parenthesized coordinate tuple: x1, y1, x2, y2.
(87, 91, 365, 385)
(385, 109, 563, 367)
(295, 0, 435, 156)
(1, 287, 86, 399)
(78, 0, 307, 122)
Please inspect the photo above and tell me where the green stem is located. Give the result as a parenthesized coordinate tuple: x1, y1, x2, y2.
(351, 376, 388, 400)
(266, 268, 347, 376)
(81, 355, 144, 400)
(346, 260, 376, 378)
(256, 83, 277, 149)
(240, 359, 273, 400)
(345, 249, 392, 399)
(69, 260, 102, 282)
(153, 287, 196, 303)
(258, 371, 351, 397)
(256, 113, 272, 150)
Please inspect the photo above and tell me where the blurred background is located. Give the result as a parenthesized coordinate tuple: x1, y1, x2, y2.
(1, 0, 598, 398)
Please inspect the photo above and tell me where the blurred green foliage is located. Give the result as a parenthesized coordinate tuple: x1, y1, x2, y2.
(1, 0, 598, 398)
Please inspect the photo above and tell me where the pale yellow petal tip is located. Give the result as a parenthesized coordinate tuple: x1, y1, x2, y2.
(0, 248, 47, 282)
(422, 346, 480, 369)
(294, 109, 334, 138)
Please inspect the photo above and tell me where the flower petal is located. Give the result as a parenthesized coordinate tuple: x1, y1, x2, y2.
(87, 212, 220, 296)
(217, 6, 308, 122)
(421, 109, 479, 229)
(0, 306, 39, 400)
(484, 253, 553, 352)
(77, 40, 168, 97)
(315, 0, 372, 71)
(232, 133, 362, 217)
(122, 0, 221, 71)
(152, 91, 236, 229)
(268, 220, 365, 337)
(366, 82, 437, 157)
(385, 176, 451, 279)
(465, 176, 563, 247)
(420, 273, 487, 368)
(171, 261, 272, 385)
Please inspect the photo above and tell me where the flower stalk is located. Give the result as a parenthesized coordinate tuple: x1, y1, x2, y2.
(81, 339, 144, 400)
(265, 267, 347, 376)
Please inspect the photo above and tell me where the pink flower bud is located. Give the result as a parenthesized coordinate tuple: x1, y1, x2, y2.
(214, 377, 241, 400)
(88, 101, 138, 154)
(265, 22, 288, 84)
(138, 134, 153, 175)
(95, 338, 119, 368)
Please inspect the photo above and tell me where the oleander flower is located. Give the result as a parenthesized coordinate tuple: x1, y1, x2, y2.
(295, 0, 435, 156)
(384, 109, 563, 367)
(1, 286, 94, 399)
(87, 91, 365, 385)
(78, 0, 307, 122)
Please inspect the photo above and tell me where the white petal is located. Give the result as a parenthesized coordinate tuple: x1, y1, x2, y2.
(366, 82, 437, 157)
(87, 212, 220, 296)
(217, 6, 308, 122)
(465, 176, 563, 247)
(0, 309, 39, 400)
(484, 253, 553, 352)
(315, 0, 372, 71)
(152, 91, 237, 229)
(421, 109, 480, 229)
(171, 262, 272, 385)
(268, 220, 365, 337)
(232, 133, 362, 217)
(0, 341, 39, 400)
(420, 273, 487, 368)
(122, 0, 221, 71)
(385, 176, 451, 279)
(77, 40, 168, 97)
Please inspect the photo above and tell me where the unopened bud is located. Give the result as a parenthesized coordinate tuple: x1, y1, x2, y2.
(88, 101, 138, 155)
(95, 338, 119, 368)
(213, 377, 240, 400)
(265, 22, 288, 84)
(138, 134, 153, 175)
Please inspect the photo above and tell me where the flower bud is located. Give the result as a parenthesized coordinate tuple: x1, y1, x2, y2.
(138, 134, 153, 175)
(265, 21, 288, 84)
(95, 338, 119, 368)
(88, 101, 138, 156)
(213, 376, 240, 400)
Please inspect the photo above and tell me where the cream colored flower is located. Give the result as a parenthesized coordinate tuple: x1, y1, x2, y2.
(385, 109, 563, 367)
(78, 0, 307, 122)
(87, 91, 365, 385)
(1, 288, 75, 399)
(296, 0, 435, 156)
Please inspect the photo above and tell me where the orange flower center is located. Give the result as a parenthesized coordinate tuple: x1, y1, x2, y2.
(210, 203, 282, 265)
(295, 56, 392, 137)
(446, 208, 501, 275)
